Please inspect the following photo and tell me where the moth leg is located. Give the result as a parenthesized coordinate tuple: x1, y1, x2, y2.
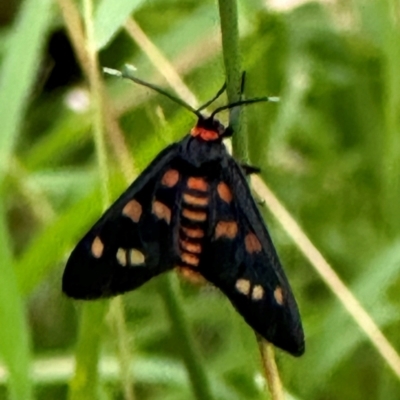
(240, 71, 247, 96)
(241, 163, 261, 176)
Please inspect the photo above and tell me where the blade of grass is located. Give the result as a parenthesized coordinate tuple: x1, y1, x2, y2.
(157, 274, 215, 400)
(0, 199, 32, 400)
(68, 301, 108, 400)
(356, 1, 400, 236)
(67, 0, 112, 398)
(0, 0, 52, 180)
(107, 297, 135, 400)
(94, 0, 146, 50)
(0, 0, 53, 398)
(124, 18, 199, 108)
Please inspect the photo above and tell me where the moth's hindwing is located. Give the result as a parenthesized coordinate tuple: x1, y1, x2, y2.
(199, 158, 304, 356)
(62, 144, 182, 299)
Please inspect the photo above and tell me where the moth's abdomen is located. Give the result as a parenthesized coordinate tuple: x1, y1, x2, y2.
(177, 177, 210, 271)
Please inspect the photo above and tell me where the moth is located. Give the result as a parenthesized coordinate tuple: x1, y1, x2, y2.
(63, 71, 305, 356)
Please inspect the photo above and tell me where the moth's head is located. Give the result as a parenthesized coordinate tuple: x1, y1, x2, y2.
(190, 116, 232, 142)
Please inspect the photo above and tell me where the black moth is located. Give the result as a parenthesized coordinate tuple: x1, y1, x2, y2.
(62, 73, 305, 356)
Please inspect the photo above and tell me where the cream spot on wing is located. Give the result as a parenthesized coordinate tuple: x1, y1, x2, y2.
(217, 182, 232, 203)
(187, 177, 208, 192)
(91, 236, 104, 258)
(116, 248, 127, 266)
(183, 193, 209, 206)
(122, 199, 142, 222)
(215, 221, 238, 239)
(180, 239, 202, 254)
(252, 285, 264, 300)
(182, 208, 207, 222)
(181, 227, 204, 239)
(245, 233, 262, 253)
(181, 252, 200, 267)
(235, 279, 251, 295)
(161, 169, 180, 187)
(152, 201, 171, 224)
(129, 248, 145, 265)
(274, 286, 284, 305)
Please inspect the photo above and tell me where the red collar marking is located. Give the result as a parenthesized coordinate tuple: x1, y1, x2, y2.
(190, 126, 219, 141)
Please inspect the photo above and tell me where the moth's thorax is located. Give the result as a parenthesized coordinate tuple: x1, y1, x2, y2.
(179, 135, 228, 169)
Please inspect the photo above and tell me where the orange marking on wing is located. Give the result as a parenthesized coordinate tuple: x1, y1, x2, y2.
(182, 208, 207, 222)
(180, 239, 202, 254)
(215, 221, 238, 239)
(183, 193, 209, 206)
(217, 182, 232, 203)
(245, 233, 262, 253)
(181, 252, 199, 266)
(274, 286, 284, 305)
(161, 169, 180, 187)
(190, 127, 219, 141)
(176, 267, 206, 285)
(91, 236, 104, 258)
(122, 199, 142, 222)
(187, 177, 208, 192)
(181, 227, 204, 239)
(152, 201, 171, 224)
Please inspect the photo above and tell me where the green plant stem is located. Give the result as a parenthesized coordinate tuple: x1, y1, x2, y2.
(380, 2, 400, 235)
(108, 297, 135, 400)
(158, 274, 214, 400)
(0, 196, 32, 400)
(217, 0, 247, 162)
(68, 1, 112, 399)
(256, 334, 284, 400)
(82, 0, 110, 207)
(217, 2, 284, 400)
(68, 301, 108, 400)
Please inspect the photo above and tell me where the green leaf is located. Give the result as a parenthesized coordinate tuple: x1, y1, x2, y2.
(94, 0, 147, 49)
(0, 0, 53, 183)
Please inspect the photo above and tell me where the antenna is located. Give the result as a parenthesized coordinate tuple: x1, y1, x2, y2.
(104, 65, 202, 118)
(210, 96, 279, 119)
(103, 66, 279, 122)
(196, 82, 227, 112)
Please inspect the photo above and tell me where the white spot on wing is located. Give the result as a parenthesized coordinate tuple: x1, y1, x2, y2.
(116, 248, 127, 266)
(252, 285, 264, 300)
(235, 279, 251, 295)
(129, 249, 145, 265)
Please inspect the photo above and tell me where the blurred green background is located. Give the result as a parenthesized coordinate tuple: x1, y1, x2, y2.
(1, 0, 400, 399)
